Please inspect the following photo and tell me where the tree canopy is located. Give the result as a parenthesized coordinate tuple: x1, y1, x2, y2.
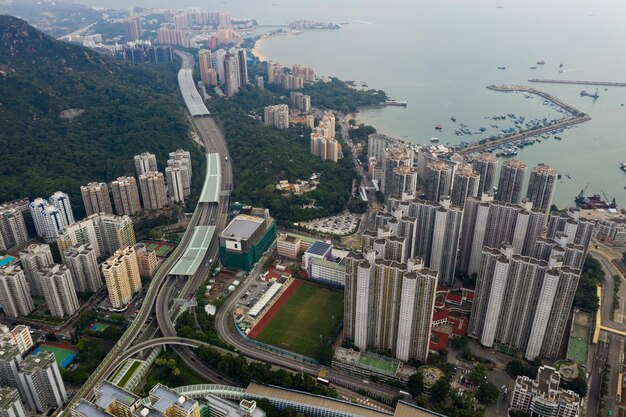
(0, 16, 202, 217)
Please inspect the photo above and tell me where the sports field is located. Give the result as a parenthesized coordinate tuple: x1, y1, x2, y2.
(32, 342, 79, 368)
(567, 338, 588, 365)
(357, 353, 398, 375)
(142, 241, 175, 257)
(255, 282, 343, 358)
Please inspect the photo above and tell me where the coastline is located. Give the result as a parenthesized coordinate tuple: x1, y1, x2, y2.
(251, 35, 268, 62)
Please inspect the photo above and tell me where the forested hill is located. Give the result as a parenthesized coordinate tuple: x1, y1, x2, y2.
(0, 15, 200, 215)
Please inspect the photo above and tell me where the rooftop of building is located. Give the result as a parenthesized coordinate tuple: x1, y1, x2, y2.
(279, 234, 300, 244)
(221, 214, 265, 240)
(245, 382, 391, 417)
(150, 384, 196, 414)
(96, 381, 141, 409)
(0, 387, 19, 410)
(310, 257, 345, 271)
(19, 350, 55, 373)
(74, 400, 114, 417)
(305, 241, 332, 257)
(0, 345, 20, 361)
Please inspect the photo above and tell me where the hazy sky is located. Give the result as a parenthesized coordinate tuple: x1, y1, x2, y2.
(69, 0, 626, 23)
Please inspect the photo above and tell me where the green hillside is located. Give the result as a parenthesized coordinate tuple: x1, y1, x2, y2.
(0, 15, 201, 216)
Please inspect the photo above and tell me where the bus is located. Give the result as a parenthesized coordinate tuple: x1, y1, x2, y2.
(316, 377, 330, 386)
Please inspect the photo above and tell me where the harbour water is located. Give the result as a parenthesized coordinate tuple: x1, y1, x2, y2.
(252, 1, 626, 208)
(79, 0, 626, 208)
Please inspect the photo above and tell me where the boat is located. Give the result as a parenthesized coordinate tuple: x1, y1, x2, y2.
(621, 162, 626, 172)
(497, 66, 506, 70)
(384, 100, 407, 107)
(580, 89, 600, 99)
(430, 137, 440, 143)
(537, 60, 545, 65)
(530, 66, 537, 70)
(554, 136, 562, 140)
(435, 124, 443, 130)
(451, 117, 457, 122)
(575, 184, 617, 209)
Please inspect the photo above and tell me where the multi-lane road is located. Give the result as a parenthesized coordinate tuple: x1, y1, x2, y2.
(587, 244, 626, 417)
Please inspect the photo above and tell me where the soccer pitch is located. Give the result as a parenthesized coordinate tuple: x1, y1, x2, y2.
(256, 282, 343, 358)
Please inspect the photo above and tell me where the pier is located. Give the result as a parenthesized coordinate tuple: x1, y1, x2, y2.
(458, 85, 591, 155)
(529, 79, 626, 87)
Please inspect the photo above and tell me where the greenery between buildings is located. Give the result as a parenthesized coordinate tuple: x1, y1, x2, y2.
(206, 86, 357, 223)
(611, 274, 621, 320)
(143, 351, 207, 394)
(573, 256, 606, 312)
(194, 345, 337, 398)
(60, 338, 111, 385)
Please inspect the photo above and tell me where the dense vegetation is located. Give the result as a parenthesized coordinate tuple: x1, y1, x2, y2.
(207, 86, 357, 223)
(60, 338, 111, 385)
(301, 78, 387, 114)
(195, 345, 337, 398)
(0, 16, 203, 217)
(573, 256, 606, 312)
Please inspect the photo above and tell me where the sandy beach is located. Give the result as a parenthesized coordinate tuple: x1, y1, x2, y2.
(251, 36, 269, 62)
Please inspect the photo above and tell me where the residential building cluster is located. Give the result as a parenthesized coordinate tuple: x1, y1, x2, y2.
(0, 347, 66, 413)
(266, 62, 315, 90)
(123, 44, 174, 64)
(198, 48, 248, 96)
(290, 92, 311, 112)
(0, 149, 187, 318)
(509, 366, 580, 417)
(263, 104, 290, 129)
(310, 112, 341, 162)
(71, 381, 201, 417)
(349, 133, 595, 362)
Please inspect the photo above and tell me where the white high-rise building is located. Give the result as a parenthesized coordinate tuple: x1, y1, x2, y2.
(17, 351, 67, 413)
(0, 345, 22, 392)
(133, 152, 157, 177)
(211, 49, 226, 84)
(169, 149, 193, 178)
(165, 165, 186, 204)
(0, 387, 26, 417)
(469, 244, 581, 360)
(29, 198, 68, 242)
(457, 196, 546, 276)
(64, 244, 102, 293)
(49, 191, 74, 226)
(18, 244, 53, 297)
(0, 266, 34, 319)
(39, 264, 80, 318)
(385, 196, 463, 286)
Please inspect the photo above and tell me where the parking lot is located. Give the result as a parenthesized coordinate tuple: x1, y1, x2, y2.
(301, 211, 361, 236)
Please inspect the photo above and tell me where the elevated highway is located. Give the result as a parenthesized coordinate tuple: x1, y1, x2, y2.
(67, 52, 233, 408)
